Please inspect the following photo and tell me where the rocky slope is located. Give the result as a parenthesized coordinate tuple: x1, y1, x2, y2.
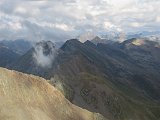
(0, 67, 106, 120)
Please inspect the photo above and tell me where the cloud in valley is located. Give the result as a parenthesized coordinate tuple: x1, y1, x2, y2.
(33, 41, 57, 68)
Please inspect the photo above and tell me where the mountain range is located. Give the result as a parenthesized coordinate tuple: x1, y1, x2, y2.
(6, 37, 160, 120)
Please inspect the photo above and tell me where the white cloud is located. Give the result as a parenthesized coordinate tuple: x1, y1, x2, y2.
(104, 21, 115, 29)
(130, 22, 144, 28)
(14, 6, 27, 14)
(156, 16, 160, 23)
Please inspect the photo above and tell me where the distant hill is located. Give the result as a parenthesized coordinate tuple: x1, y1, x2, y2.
(0, 39, 32, 55)
(0, 43, 20, 67)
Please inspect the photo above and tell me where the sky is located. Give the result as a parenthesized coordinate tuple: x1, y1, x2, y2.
(0, 0, 160, 42)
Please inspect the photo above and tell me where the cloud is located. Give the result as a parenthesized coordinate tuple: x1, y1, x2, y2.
(0, 0, 160, 42)
(33, 41, 57, 68)
(130, 22, 144, 28)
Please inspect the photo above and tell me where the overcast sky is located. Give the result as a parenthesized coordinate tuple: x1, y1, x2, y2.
(0, 0, 160, 42)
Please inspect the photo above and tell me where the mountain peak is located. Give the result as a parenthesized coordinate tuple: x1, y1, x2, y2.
(84, 40, 97, 48)
(35, 41, 55, 56)
(92, 36, 101, 41)
(91, 36, 114, 45)
(78, 32, 96, 43)
(36, 41, 55, 49)
(61, 39, 82, 51)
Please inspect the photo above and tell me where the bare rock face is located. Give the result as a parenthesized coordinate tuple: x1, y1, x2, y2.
(0, 67, 107, 120)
